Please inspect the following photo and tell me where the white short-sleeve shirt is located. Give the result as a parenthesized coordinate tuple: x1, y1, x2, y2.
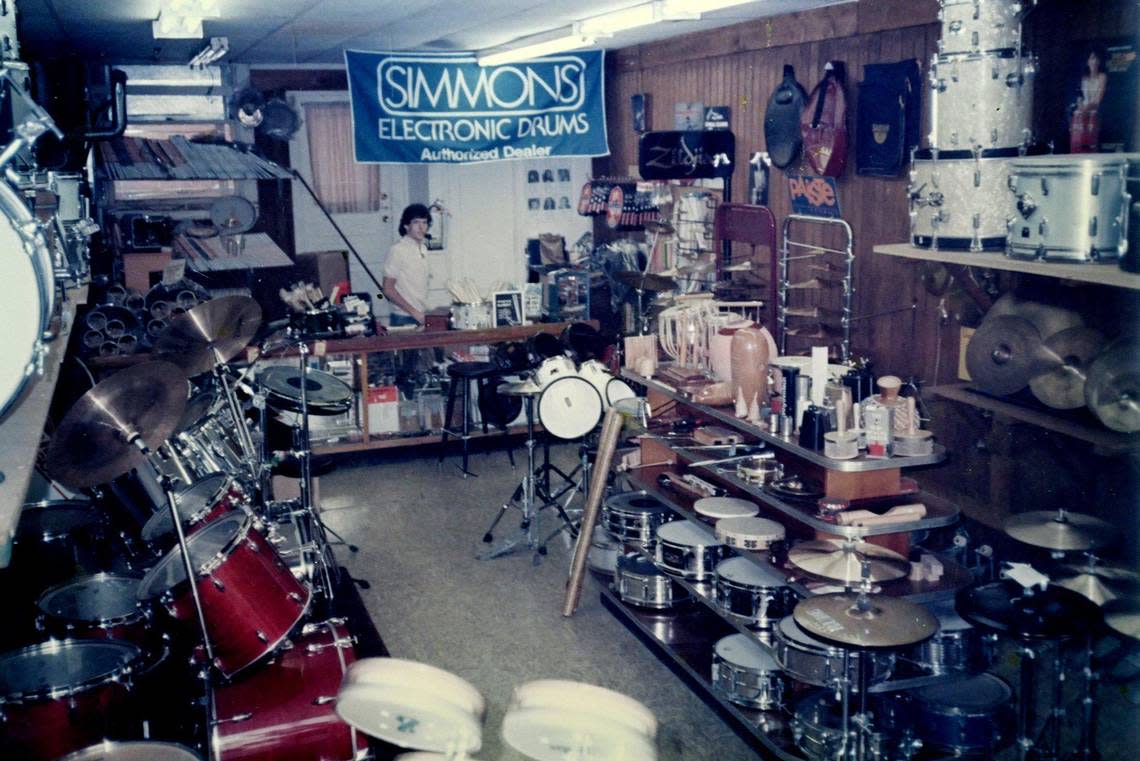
(382, 235, 430, 316)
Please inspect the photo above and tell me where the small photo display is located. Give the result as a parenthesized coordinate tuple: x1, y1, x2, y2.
(527, 170, 540, 183)
(492, 291, 524, 327)
(558, 196, 571, 209)
(528, 198, 540, 211)
(543, 197, 556, 210)
(542, 169, 555, 182)
(631, 93, 650, 133)
(557, 168, 571, 182)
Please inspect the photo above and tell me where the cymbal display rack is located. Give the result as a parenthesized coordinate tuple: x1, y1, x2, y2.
(777, 214, 854, 361)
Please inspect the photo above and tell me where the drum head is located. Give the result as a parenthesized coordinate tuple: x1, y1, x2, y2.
(694, 497, 760, 520)
(342, 657, 486, 719)
(656, 519, 719, 548)
(511, 679, 657, 740)
(56, 742, 203, 761)
(17, 503, 105, 542)
(605, 491, 668, 515)
(336, 683, 483, 754)
(715, 516, 785, 545)
(502, 707, 656, 761)
(0, 640, 141, 701)
(141, 473, 232, 541)
(137, 513, 246, 600)
(561, 322, 606, 362)
(258, 366, 353, 414)
(605, 378, 637, 407)
(714, 633, 780, 671)
(715, 556, 787, 588)
(537, 376, 601, 440)
(37, 573, 143, 623)
(916, 673, 1011, 710)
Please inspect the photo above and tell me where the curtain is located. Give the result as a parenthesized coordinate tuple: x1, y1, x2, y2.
(305, 102, 380, 214)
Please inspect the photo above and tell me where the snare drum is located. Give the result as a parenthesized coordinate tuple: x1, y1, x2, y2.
(774, 616, 894, 690)
(715, 516, 786, 551)
(140, 473, 246, 543)
(654, 520, 728, 581)
(212, 620, 363, 761)
(36, 573, 157, 663)
(793, 690, 914, 761)
(929, 52, 1035, 150)
(736, 456, 783, 486)
(711, 634, 786, 710)
(534, 355, 577, 387)
(137, 512, 311, 677)
(615, 552, 690, 610)
(57, 741, 203, 761)
(714, 557, 797, 629)
(938, 0, 1025, 57)
(0, 639, 143, 761)
(1006, 153, 1134, 261)
(601, 491, 676, 548)
(913, 673, 1014, 755)
(907, 604, 996, 675)
(586, 525, 622, 575)
(537, 375, 602, 440)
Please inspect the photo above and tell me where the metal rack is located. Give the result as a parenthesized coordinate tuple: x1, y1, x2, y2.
(777, 214, 854, 361)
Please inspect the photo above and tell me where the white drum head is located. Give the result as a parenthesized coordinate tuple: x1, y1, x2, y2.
(715, 516, 785, 545)
(0, 182, 50, 419)
(714, 556, 787, 588)
(510, 679, 658, 740)
(655, 519, 719, 548)
(694, 497, 759, 520)
(343, 657, 486, 720)
(537, 376, 602, 440)
(534, 355, 577, 387)
(337, 683, 482, 754)
(605, 378, 637, 407)
(714, 633, 781, 672)
(56, 742, 203, 761)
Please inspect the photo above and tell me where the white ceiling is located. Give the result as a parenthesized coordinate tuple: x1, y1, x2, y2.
(16, 0, 850, 64)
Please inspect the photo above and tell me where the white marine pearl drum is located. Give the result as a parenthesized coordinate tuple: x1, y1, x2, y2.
(929, 52, 1035, 150)
(910, 148, 1024, 251)
(938, 0, 1026, 57)
(711, 634, 786, 710)
(533, 355, 577, 387)
(1006, 154, 1135, 261)
(577, 359, 637, 409)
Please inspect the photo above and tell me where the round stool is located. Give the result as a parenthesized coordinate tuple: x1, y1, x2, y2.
(438, 361, 503, 477)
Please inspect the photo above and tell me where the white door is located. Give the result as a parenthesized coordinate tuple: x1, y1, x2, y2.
(288, 90, 406, 305)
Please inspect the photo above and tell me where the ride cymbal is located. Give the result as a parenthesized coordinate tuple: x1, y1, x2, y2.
(1103, 598, 1140, 641)
(1028, 327, 1107, 410)
(45, 361, 189, 489)
(788, 539, 909, 583)
(1004, 510, 1115, 552)
(793, 593, 939, 648)
(155, 295, 263, 376)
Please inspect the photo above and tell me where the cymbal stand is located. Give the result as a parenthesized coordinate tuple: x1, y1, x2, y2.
(1017, 640, 1042, 761)
(211, 352, 260, 484)
(1072, 633, 1100, 761)
(479, 393, 542, 561)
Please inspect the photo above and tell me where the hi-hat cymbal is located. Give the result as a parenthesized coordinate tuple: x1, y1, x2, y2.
(155, 295, 263, 376)
(966, 315, 1049, 396)
(1103, 598, 1140, 641)
(788, 539, 909, 583)
(957, 579, 1102, 640)
(1004, 510, 1115, 551)
(1085, 337, 1140, 433)
(644, 219, 675, 236)
(613, 271, 677, 292)
(793, 593, 939, 648)
(45, 361, 189, 489)
(1028, 327, 1107, 410)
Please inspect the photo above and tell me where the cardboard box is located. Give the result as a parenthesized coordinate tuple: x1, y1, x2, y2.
(366, 385, 400, 434)
(296, 250, 350, 299)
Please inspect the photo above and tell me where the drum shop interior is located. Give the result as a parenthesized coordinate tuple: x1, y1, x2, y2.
(0, 0, 1138, 759)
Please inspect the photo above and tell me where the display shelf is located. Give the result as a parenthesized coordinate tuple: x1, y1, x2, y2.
(622, 368, 947, 472)
(873, 243, 1140, 291)
(97, 136, 292, 181)
(931, 383, 1140, 454)
(312, 424, 531, 455)
(598, 583, 802, 760)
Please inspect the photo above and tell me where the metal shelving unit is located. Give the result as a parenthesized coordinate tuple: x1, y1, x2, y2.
(778, 214, 854, 361)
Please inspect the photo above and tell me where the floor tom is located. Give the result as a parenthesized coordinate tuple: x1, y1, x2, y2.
(913, 673, 1014, 755)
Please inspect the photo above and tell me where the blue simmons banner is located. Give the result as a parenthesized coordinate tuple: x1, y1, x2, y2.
(344, 50, 609, 164)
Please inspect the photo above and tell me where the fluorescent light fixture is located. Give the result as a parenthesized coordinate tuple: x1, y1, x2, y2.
(580, 2, 664, 37)
(662, 0, 756, 13)
(188, 36, 229, 67)
(477, 26, 595, 67)
(152, 11, 204, 39)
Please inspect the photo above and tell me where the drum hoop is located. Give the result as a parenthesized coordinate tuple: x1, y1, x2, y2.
(37, 572, 147, 628)
(138, 513, 249, 598)
(536, 376, 601, 439)
(20, 505, 106, 542)
(715, 573, 788, 595)
(0, 639, 141, 704)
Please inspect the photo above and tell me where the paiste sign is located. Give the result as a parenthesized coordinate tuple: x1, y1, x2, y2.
(346, 50, 609, 164)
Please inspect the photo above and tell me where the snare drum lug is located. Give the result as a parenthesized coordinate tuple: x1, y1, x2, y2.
(1040, 176, 1049, 195)
(289, 592, 303, 604)
(971, 31, 979, 48)
(211, 576, 225, 591)
(313, 695, 336, 705)
(256, 630, 269, 643)
(246, 539, 260, 552)
(1039, 219, 1049, 238)
(1090, 174, 1101, 196)
(1016, 193, 1036, 219)
(1089, 216, 1098, 238)
(215, 711, 255, 725)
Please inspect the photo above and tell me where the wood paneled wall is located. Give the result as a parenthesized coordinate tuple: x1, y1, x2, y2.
(602, 0, 1137, 384)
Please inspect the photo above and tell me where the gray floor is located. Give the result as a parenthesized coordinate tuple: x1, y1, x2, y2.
(321, 443, 759, 761)
(319, 443, 1140, 761)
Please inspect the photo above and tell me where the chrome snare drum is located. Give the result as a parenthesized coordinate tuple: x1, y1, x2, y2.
(907, 604, 996, 675)
(601, 491, 676, 548)
(938, 0, 1026, 57)
(774, 615, 894, 690)
(711, 634, 786, 710)
(929, 52, 1035, 150)
(614, 552, 689, 610)
(654, 520, 729, 581)
(1006, 153, 1134, 261)
(714, 556, 797, 630)
(715, 516, 786, 551)
(914, 673, 1014, 755)
(794, 690, 915, 761)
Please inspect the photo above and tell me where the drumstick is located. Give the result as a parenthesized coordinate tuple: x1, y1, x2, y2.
(564, 406, 624, 617)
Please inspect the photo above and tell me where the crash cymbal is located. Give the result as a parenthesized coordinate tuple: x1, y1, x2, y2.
(644, 219, 675, 236)
(1085, 337, 1140, 433)
(1004, 510, 1115, 551)
(1028, 327, 1107, 410)
(957, 579, 1102, 640)
(613, 271, 678, 292)
(788, 539, 909, 583)
(1059, 561, 1140, 582)
(1103, 598, 1140, 641)
(966, 315, 1050, 396)
(45, 361, 189, 489)
(154, 295, 263, 376)
(988, 292, 1083, 340)
(793, 593, 939, 648)
(1055, 573, 1118, 606)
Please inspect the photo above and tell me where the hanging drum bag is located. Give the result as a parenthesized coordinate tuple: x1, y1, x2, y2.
(764, 65, 808, 170)
(802, 61, 849, 177)
(855, 59, 922, 177)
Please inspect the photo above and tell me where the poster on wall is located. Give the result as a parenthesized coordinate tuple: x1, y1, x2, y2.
(1066, 37, 1137, 153)
(345, 50, 610, 164)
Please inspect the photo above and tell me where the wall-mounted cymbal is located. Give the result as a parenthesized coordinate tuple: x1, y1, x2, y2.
(1085, 337, 1140, 433)
(1004, 510, 1114, 551)
(788, 539, 909, 583)
(1029, 326, 1107, 409)
(965, 315, 1049, 396)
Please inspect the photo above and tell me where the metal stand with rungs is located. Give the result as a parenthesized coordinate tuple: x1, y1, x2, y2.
(778, 214, 854, 361)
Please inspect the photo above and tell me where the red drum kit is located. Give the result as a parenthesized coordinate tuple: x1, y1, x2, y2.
(1, 295, 369, 760)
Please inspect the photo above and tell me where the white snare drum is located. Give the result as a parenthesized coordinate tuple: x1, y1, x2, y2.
(914, 673, 1014, 755)
(577, 360, 638, 410)
(615, 552, 689, 609)
(906, 604, 996, 675)
(0, 179, 54, 419)
(929, 52, 1035, 150)
(774, 616, 894, 690)
(537, 375, 601, 440)
(1006, 153, 1134, 261)
(711, 634, 786, 710)
(938, 0, 1026, 57)
(715, 516, 786, 551)
(713, 557, 796, 629)
(654, 520, 728, 581)
(693, 496, 759, 520)
(602, 491, 676, 548)
(534, 355, 576, 387)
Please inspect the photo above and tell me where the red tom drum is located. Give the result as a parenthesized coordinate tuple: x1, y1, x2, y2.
(140, 473, 246, 544)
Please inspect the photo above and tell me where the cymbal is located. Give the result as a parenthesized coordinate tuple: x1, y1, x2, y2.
(966, 315, 1049, 396)
(155, 295, 263, 376)
(1102, 598, 1140, 641)
(613, 271, 677, 292)
(1059, 561, 1140, 582)
(1004, 510, 1115, 551)
(793, 593, 939, 648)
(45, 361, 189, 489)
(1055, 573, 1118, 606)
(956, 579, 1102, 640)
(644, 219, 675, 236)
(1028, 327, 1107, 410)
(788, 539, 909, 583)
(1084, 337, 1140, 433)
(173, 386, 216, 434)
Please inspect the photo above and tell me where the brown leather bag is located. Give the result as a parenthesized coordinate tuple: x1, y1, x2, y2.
(802, 61, 849, 177)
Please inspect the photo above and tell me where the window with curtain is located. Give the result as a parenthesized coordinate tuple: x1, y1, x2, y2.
(304, 102, 381, 214)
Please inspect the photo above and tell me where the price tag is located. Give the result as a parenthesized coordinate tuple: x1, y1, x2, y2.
(162, 259, 186, 285)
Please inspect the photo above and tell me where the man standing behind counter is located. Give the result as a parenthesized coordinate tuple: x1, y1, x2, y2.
(383, 203, 432, 327)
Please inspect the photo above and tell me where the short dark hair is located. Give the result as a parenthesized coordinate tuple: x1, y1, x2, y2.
(399, 203, 432, 236)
